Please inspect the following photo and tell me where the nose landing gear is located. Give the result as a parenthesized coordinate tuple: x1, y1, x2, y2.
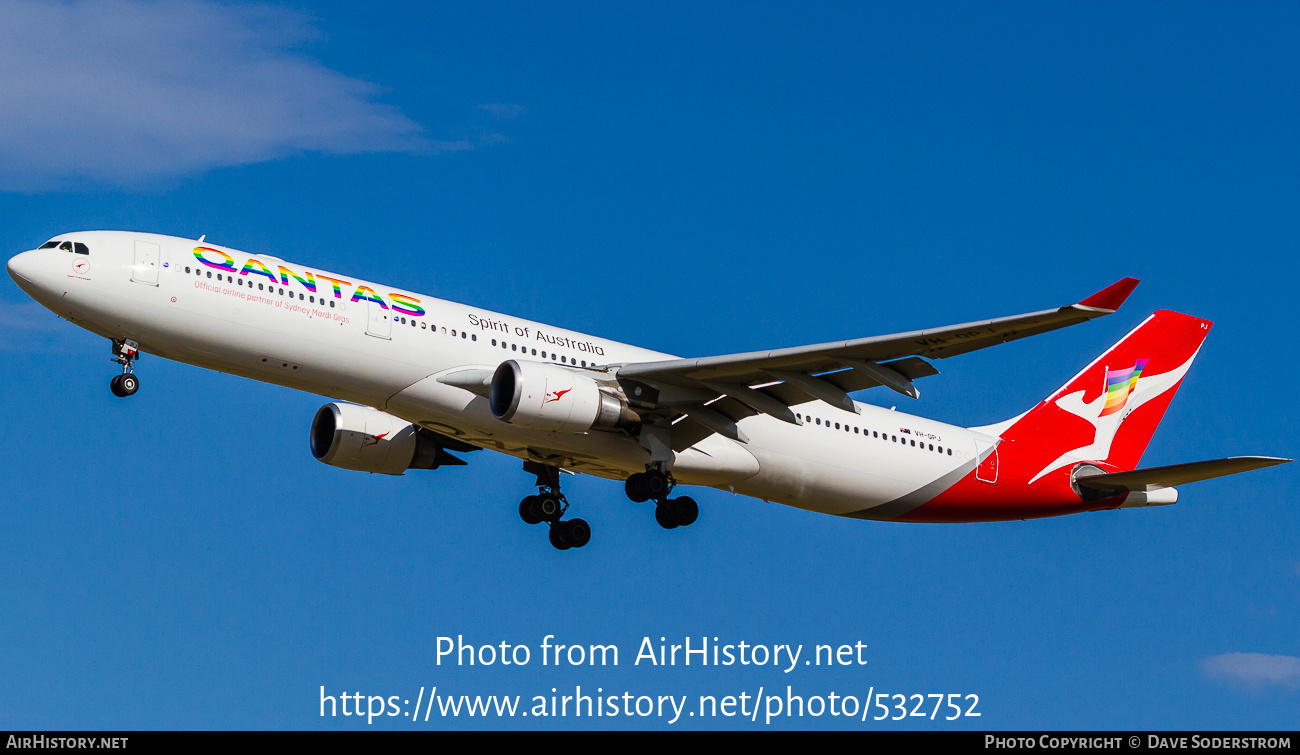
(109, 339, 141, 397)
(625, 467, 699, 530)
(518, 461, 591, 550)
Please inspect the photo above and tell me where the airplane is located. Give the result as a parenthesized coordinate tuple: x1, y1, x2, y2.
(6, 231, 1289, 550)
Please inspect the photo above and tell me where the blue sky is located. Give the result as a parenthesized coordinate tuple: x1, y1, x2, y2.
(0, 1, 1296, 729)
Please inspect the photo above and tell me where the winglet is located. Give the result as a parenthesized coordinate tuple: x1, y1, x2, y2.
(1077, 277, 1140, 312)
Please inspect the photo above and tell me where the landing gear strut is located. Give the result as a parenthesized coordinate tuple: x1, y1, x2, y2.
(518, 461, 591, 550)
(109, 339, 141, 397)
(625, 467, 698, 530)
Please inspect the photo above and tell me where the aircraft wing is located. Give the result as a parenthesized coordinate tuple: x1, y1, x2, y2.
(614, 278, 1140, 446)
(1075, 456, 1291, 493)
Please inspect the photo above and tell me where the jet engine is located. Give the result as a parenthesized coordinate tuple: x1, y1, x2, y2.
(310, 403, 467, 475)
(489, 360, 639, 433)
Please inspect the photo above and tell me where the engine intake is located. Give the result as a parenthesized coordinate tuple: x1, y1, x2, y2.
(310, 403, 457, 475)
(490, 360, 638, 433)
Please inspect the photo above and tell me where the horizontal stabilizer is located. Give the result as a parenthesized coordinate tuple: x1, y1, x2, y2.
(1076, 456, 1290, 492)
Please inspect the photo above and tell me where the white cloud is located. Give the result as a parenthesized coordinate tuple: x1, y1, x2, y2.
(0, 0, 435, 189)
(1202, 653, 1300, 690)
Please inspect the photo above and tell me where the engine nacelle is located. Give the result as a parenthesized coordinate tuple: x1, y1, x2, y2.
(310, 403, 448, 475)
(489, 360, 638, 433)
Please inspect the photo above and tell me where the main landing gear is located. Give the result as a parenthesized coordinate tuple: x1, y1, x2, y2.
(109, 339, 141, 397)
(518, 461, 591, 551)
(625, 468, 698, 530)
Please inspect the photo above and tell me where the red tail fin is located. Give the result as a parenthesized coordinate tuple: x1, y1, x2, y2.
(993, 310, 1212, 482)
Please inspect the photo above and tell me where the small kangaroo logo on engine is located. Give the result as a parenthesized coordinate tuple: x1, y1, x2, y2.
(543, 379, 571, 406)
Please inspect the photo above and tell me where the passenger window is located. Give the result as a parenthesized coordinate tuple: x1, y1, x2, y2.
(185, 267, 191, 273)
(207, 271, 212, 278)
(541, 351, 547, 358)
(531, 349, 537, 356)
(561, 356, 566, 363)
(330, 301, 335, 308)
(461, 332, 467, 339)
(74, 243, 89, 255)
(929, 444, 934, 451)
(492, 339, 497, 346)
(421, 322, 426, 329)
(259, 283, 264, 290)
(471, 334, 476, 340)
(947, 448, 952, 455)
(581, 361, 586, 367)
(815, 418, 821, 425)
(512, 344, 517, 351)
(451, 329, 457, 336)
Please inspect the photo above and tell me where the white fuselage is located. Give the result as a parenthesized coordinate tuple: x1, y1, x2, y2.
(8, 231, 993, 518)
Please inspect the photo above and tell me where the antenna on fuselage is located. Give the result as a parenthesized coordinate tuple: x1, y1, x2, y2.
(197, 234, 206, 243)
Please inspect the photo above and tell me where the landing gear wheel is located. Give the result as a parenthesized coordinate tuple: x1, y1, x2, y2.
(655, 503, 679, 530)
(625, 473, 651, 503)
(519, 495, 542, 525)
(109, 374, 125, 397)
(536, 493, 563, 522)
(549, 525, 572, 550)
(643, 470, 671, 500)
(669, 496, 698, 527)
(118, 373, 139, 396)
(564, 518, 591, 548)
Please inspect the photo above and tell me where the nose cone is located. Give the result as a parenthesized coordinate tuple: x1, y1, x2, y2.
(7, 250, 58, 305)
(7, 250, 40, 287)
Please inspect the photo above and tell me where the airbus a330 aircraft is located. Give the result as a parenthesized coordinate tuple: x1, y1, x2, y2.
(7, 232, 1289, 550)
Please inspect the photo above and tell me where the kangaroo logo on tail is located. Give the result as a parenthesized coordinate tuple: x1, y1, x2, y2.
(1028, 348, 1199, 484)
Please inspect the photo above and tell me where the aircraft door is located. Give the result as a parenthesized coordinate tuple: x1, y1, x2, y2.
(974, 438, 998, 484)
(366, 299, 392, 339)
(131, 240, 160, 285)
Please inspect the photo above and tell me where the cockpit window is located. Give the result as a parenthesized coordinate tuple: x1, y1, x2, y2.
(42, 240, 89, 254)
